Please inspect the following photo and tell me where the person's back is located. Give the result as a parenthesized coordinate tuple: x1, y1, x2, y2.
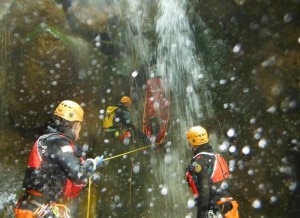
(102, 96, 135, 140)
(114, 103, 135, 129)
(14, 100, 104, 218)
(23, 129, 85, 201)
(185, 126, 239, 218)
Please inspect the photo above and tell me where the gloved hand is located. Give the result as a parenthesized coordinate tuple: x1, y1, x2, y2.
(85, 155, 104, 171)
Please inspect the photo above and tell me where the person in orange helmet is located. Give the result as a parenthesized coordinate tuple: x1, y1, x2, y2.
(14, 100, 104, 218)
(102, 96, 136, 141)
(185, 126, 239, 218)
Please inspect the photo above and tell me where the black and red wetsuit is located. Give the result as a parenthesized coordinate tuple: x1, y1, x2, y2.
(17, 125, 91, 213)
(186, 144, 230, 218)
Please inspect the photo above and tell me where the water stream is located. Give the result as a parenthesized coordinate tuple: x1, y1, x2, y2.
(114, 0, 216, 217)
(148, 0, 214, 217)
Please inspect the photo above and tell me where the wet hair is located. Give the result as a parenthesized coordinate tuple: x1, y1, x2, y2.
(53, 115, 77, 139)
(53, 115, 70, 126)
(53, 115, 74, 131)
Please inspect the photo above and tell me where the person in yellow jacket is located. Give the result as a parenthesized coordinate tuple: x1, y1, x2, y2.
(185, 126, 239, 218)
(102, 96, 135, 141)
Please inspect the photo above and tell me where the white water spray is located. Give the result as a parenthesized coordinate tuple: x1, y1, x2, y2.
(144, 0, 215, 217)
(156, 0, 213, 122)
(99, 0, 215, 217)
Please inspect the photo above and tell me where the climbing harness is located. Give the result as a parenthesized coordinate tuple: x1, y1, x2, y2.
(32, 200, 70, 218)
(207, 210, 223, 218)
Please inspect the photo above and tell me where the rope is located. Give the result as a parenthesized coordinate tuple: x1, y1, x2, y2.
(103, 145, 151, 161)
(86, 144, 150, 217)
(87, 177, 92, 218)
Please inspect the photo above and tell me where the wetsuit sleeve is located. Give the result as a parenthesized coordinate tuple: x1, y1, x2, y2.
(193, 157, 211, 209)
(47, 136, 87, 184)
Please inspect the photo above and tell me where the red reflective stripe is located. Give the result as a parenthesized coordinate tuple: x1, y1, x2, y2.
(28, 141, 42, 168)
(27, 190, 43, 197)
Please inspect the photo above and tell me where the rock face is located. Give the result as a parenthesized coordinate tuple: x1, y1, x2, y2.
(193, 0, 299, 110)
(3, 0, 71, 46)
(191, 1, 300, 216)
(6, 27, 81, 128)
(0, 0, 114, 133)
(1, 0, 72, 130)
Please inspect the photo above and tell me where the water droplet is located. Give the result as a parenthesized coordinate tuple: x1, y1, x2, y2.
(233, 44, 241, 53)
(132, 71, 139, 77)
(161, 187, 168, 195)
(252, 199, 262, 209)
(227, 128, 236, 137)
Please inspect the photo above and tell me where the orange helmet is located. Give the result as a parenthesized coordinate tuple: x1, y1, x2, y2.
(54, 100, 84, 122)
(186, 126, 209, 146)
(120, 96, 132, 105)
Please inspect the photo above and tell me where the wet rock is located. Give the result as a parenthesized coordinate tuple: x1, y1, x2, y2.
(2, 0, 70, 49)
(67, 1, 117, 54)
(5, 25, 80, 130)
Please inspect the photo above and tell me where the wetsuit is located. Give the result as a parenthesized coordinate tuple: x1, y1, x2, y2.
(114, 104, 149, 143)
(103, 103, 134, 138)
(186, 144, 234, 218)
(15, 125, 93, 217)
(114, 103, 135, 129)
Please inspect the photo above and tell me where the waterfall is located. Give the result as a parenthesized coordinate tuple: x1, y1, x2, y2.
(144, 0, 215, 217)
(156, 0, 212, 123)
(107, 0, 216, 217)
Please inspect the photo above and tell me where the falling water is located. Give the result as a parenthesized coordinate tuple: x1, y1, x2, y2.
(112, 0, 216, 217)
(156, 0, 214, 121)
(145, 0, 215, 217)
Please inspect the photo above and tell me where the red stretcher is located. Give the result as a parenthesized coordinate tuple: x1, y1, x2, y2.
(142, 77, 170, 145)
